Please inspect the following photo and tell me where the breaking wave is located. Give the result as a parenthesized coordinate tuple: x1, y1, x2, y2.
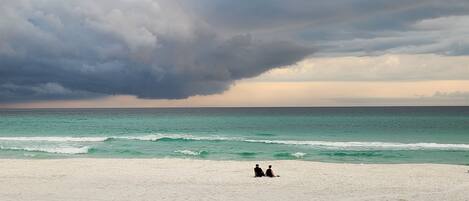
(2, 134, 469, 151)
(0, 134, 236, 143)
(112, 134, 241, 142)
(174, 150, 207, 156)
(117, 134, 469, 151)
(0, 136, 109, 142)
(243, 140, 469, 150)
(291, 152, 306, 158)
(0, 146, 90, 154)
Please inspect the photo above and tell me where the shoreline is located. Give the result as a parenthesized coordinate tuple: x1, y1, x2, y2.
(1, 158, 469, 201)
(3, 157, 469, 166)
(2, 157, 469, 166)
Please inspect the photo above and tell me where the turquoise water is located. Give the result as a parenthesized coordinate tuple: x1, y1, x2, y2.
(1, 107, 469, 164)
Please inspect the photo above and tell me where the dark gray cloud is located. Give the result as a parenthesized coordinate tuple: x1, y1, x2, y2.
(0, 0, 312, 102)
(185, 0, 469, 55)
(1, 0, 469, 103)
(0, 83, 102, 102)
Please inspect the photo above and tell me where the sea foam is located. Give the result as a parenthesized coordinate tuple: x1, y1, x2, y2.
(0, 134, 236, 143)
(113, 134, 240, 142)
(243, 140, 469, 150)
(174, 150, 203, 156)
(2, 134, 469, 151)
(0, 136, 109, 142)
(0, 146, 90, 154)
(291, 152, 306, 158)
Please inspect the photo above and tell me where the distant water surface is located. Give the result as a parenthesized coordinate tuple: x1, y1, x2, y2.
(1, 107, 469, 164)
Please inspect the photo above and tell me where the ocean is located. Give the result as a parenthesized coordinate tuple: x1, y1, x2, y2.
(1, 107, 469, 164)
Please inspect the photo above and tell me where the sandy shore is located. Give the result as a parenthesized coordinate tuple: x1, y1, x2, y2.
(1, 159, 468, 201)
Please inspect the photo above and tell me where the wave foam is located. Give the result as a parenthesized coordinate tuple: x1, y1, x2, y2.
(0, 134, 230, 142)
(292, 152, 306, 158)
(113, 134, 240, 142)
(244, 140, 469, 150)
(0, 134, 236, 143)
(0, 136, 108, 142)
(174, 150, 203, 156)
(0, 146, 90, 154)
(2, 134, 469, 151)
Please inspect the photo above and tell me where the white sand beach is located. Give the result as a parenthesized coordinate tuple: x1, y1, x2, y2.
(1, 159, 468, 201)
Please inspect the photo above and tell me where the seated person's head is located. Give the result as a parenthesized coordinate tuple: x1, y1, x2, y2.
(269, 165, 272, 168)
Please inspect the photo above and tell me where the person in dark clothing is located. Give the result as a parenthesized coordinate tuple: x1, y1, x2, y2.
(254, 164, 265, 177)
(265, 165, 279, 177)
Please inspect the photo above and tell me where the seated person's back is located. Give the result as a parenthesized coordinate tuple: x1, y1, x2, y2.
(254, 164, 265, 177)
(265, 165, 276, 177)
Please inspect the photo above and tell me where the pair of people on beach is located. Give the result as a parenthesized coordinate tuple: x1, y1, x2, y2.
(254, 164, 278, 177)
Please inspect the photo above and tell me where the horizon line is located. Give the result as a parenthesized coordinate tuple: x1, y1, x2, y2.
(1, 105, 469, 110)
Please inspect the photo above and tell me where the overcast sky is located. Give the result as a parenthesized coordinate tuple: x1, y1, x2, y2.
(1, 0, 469, 107)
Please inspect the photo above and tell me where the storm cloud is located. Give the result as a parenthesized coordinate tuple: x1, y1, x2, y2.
(184, 0, 469, 56)
(0, 0, 312, 102)
(1, 0, 469, 102)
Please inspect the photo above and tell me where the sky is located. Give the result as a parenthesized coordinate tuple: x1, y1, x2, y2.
(1, 0, 469, 108)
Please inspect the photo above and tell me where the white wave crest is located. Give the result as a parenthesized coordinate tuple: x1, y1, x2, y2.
(0, 146, 90, 154)
(0, 134, 236, 143)
(244, 140, 469, 150)
(112, 135, 167, 141)
(174, 150, 202, 156)
(292, 152, 306, 158)
(0, 136, 109, 142)
(3, 134, 468, 151)
(114, 134, 240, 142)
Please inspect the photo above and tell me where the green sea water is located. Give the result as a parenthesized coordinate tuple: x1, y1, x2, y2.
(1, 107, 469, 164)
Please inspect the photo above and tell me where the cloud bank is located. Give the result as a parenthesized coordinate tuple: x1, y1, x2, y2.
(0, 0, 312, 102)
(1, 0, 469, 103)
(186, 0, 469, 55)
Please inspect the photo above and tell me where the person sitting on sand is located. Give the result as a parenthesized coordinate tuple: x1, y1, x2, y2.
(254, 164, 265, 177)
(265, 165, 279, 177)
